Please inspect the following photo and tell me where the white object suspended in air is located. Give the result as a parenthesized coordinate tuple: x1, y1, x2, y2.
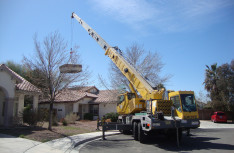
(59, 64, 82, 73)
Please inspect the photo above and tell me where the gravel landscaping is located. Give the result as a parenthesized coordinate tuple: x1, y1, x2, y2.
(0, 120, 98, 142)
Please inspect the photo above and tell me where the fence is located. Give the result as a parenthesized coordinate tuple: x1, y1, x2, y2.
(198, 109, 234, 121)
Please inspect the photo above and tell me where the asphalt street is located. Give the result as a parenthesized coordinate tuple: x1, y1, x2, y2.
(77, 128, 234, 153)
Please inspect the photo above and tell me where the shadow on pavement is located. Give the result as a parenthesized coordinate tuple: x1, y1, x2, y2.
(143, 134, 234, 152)
(83, 128, 234, 152)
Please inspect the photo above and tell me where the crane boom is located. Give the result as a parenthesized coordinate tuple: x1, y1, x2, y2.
(72, 12, 164, 100)
(72, 13, 111, 51)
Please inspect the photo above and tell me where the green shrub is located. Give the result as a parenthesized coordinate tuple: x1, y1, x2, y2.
(38, 108, 49, 122)
(52, 114, 59, 126)
(84, 113, 93, 120)
(103, 112, 119, 122)
(62, 119, 68, 126)
(21, 107, 38, 126)
(20, 107, 48, 127)
(52, 120, 58, 126)
(19, 134, 25, 138)
(65, 113, 78, 124)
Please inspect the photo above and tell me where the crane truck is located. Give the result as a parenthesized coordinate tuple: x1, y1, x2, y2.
(71, 12, 200, 143)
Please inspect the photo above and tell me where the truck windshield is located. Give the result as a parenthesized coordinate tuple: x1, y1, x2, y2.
(118, 95, 125, 105)
(127, 93, 136, 100)
(180, 94, 197, 112)
(170, 96, 181, 112)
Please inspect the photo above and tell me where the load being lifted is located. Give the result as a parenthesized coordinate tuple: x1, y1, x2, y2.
(71, 12, 200, 144)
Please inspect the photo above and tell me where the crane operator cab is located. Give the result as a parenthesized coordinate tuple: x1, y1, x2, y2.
(117, 92, 145, 115)
(168, 91, 199, 120)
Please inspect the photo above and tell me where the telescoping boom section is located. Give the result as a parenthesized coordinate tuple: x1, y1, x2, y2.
(72, 12, 164, 100)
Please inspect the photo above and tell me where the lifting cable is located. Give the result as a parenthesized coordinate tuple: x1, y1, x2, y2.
(69, 16, 74, 64)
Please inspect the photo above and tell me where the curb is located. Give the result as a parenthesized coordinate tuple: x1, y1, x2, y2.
(73, 132, 121, 148)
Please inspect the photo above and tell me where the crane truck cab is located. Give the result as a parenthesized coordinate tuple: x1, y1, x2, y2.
(117, 92, 145, 115)
(168, 91, 199, 120)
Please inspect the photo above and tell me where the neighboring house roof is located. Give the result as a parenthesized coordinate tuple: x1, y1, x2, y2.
(40, 89, 98, 103)
(0, 64, 41, 94)
(69, 86, 98, 92)
(94, 90, 119, 104)
(39, 88, 119, 104)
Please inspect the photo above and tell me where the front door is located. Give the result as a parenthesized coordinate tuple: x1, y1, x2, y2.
(79, 104, 82, 120)
(0, 89, 5, 125)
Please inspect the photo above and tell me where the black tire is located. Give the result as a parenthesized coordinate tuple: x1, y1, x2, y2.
(138, 122, 146, 143)
(133, 122, 138, 140)
(186, 129, 190, 136)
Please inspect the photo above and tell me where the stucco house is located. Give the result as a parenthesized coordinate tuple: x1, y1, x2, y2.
(0, 64, 41, 127)
(39, 86, 119, 120)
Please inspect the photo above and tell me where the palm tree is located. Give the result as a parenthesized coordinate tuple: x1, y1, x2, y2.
(204, 63, 218, 92)
(203, 63, 220, 102)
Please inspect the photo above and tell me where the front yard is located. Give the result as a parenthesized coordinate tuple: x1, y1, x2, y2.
(0, 120, 98, 142)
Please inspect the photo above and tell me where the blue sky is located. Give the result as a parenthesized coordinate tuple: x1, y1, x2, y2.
(0, 0, 234, 98)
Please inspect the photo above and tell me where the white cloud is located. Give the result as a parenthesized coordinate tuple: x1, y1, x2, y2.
(89, 0, 234, 32)
(91, 0, 159, 26)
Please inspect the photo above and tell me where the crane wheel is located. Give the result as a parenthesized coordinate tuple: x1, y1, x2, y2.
(138, 122, 146, 143)
(133, 122, 138, 140)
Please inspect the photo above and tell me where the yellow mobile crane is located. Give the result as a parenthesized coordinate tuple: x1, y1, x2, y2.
(72, 12, 200, 143)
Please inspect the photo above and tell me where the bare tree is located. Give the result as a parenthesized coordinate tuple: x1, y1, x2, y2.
(23, 31, 90, 130)
(100, 43, 170, 92)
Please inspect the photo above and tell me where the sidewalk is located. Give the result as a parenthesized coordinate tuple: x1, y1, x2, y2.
(199, 120, 234, 129)
(0, 133, 41, 153)
(0, 131, 120, 153)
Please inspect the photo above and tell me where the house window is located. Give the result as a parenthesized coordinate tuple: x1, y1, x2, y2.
(89, 104, 99, 116)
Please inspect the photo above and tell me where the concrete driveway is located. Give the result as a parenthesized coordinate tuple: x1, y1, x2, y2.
(0, 133, 41, 153)
(0, 131, 119, 153)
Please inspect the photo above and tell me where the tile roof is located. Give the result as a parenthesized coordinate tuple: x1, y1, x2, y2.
(40, 88, 119, 104)
(0, 64, 41, 93)
(94, 90, 119, 104)
(69, 86, 98, 92)
(40, 89, 98, 103)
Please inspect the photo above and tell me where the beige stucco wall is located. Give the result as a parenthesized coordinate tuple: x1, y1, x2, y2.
(17, 94, 25, 114)
(39, 103, 66, 120)
(79, 97, 93, 104)
(39, 100, 118, 120)
(0, 90, 5, 125)
(99, 103, 117, 118)
(0, 71, 15, 98)
(0, 70, 40, 126)
(0, 71, 15, 126)
(33, 95, 39, 110)
(73, 102, 79, 113)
